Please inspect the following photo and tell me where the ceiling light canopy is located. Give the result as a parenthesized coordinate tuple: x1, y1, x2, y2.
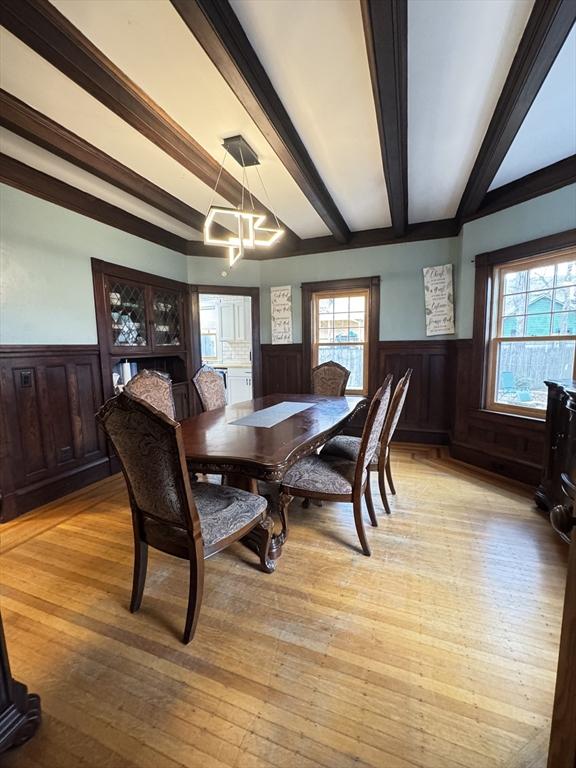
(203, 136, 284, 274)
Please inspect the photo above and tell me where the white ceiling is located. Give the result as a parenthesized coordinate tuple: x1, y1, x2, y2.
(50, 0, 330, 239)
(490, 24, 576, 190)
(0, 127, 202, 240)
(0, 0, 573, 250)
(407, 0, 534, 223)
(0, 28, 230, 233)
(230, 0, 391, 232)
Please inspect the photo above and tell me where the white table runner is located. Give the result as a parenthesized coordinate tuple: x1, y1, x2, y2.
(229, 401, 314, 428)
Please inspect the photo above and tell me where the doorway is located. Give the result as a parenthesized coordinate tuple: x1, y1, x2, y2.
(198, 287, 261, 404)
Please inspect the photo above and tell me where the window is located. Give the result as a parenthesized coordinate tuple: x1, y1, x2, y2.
(487, 248, 576, 417)
(312, 289, 370, 394)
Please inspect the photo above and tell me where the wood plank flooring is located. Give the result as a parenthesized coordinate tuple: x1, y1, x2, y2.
(0, 446, 568, 768)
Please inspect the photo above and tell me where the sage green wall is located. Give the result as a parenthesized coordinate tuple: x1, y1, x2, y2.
(258, 237, 459, 343)
(0, 184, 188, 345)
(457, 183, 576, 337)
(2, 181, 575, 346)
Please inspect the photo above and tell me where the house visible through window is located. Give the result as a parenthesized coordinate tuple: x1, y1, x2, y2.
(312, 289, 370, 394)
(488, 249, 576, 416)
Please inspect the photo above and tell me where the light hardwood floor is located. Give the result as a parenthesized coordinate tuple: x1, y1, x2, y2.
(0, 446, 568, 768)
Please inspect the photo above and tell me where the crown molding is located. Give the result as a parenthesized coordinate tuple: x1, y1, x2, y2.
(467, 155, 576, 222)
(0, 89, 233, 239)
(0, 154, 189, 254)
(457, 0, 576, 220)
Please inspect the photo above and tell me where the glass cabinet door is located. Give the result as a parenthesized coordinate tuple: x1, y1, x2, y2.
(151, 289, 183, 349)
(108, 280, 149, 350)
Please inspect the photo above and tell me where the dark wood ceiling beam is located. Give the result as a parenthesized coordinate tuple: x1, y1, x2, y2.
(469, 155, 576, 222)
(457, 0, 576, 221)
(0, 0, 299, 248)
(361, 0, 408, 237)
(170, 0, 351, 245)
(0, 89, 237, 239)
(0, 153, 189, 254)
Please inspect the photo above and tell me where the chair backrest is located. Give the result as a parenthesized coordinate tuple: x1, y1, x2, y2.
(380, 369, 413, 449)
(354, 375, 393, 486)
(193, 365, 226, 412)
(311, 361, 350, 396)
(125, 369, 176, 420)
(96, 391, 201, 537)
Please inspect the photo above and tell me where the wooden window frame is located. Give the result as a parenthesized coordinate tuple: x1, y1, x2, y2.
(302, 276, 380, 396)
(311, 288, 370, 395)
(472, 229, 576, 422)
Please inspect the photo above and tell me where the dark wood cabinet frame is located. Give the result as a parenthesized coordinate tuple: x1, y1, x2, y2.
(301, 276, 380, 395)
(92, 259, 202, 426)
(196, 285, 262, 398)
(471, 228, 576, 416)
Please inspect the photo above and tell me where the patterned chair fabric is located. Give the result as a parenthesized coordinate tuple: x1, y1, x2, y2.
(193, 365, 226, 412)
(125, 369, 176, 420)
(311, 361, 350, 396)
(96, 390, 274, 644)
(322, 372, 410, 463)
(96, 391, 266, 545)
(97, 390, 193, 528)
(191, 483, 266, 547)
(282, 454, 361, 495)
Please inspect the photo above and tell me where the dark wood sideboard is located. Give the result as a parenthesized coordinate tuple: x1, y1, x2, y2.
(546, 386, 575, 768)
(0, 612, 41, 753)
(535, 380, 576, 513)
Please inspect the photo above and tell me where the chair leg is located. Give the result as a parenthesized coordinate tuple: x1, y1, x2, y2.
(386, 453, 396, 495)
(183, 553, 204, 645)
(365, 475, 378, 528)
(130, 538, 148, 613)
(378, 460, 392, 515)
(302, 497, 311, 508)
(353, 496, 371, 556)
(253, 517, 276, 573)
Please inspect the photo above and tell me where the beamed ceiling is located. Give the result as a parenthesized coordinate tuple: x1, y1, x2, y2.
(0, 0, 575, 260)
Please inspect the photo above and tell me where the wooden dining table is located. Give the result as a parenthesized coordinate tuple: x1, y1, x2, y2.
(180, 393, 367, 559)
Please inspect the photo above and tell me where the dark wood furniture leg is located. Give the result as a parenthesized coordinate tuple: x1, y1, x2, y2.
(378, 452, 392, 515)
(385, 453, 396, 495)
(352, 489, 371, 557)
(0, 613, 41, 754)
(278, 492, 292, 545)
(365, 474, 378, 527)
(241, 517, 277, 573)
(130, 512, 148, 613)
(183, 551, 204, 645)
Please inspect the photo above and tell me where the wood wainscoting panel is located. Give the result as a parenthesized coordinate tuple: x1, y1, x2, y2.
(450, 339, 545, 486)
(0, 345, 109, 522)
(261, 344, 304, 396)
(376, 340, 451, 443)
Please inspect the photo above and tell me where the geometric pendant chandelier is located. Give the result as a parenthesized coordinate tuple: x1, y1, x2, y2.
(203, 135, 284, 272)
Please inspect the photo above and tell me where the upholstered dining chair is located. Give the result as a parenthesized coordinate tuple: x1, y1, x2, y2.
(278, 376, 392, 556)
(321, 369, 413, 515)
(125, 369, 175, 419)
(96, 391, 276, 644)
(311, 361, 350, 396)
(193, 365, 226, 412)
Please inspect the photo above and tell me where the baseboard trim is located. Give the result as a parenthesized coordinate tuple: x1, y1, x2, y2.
(449, 440, 541, 486)
(1, 457, 112, 523)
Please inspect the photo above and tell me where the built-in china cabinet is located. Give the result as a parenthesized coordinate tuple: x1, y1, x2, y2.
(91, 259, 201, 423)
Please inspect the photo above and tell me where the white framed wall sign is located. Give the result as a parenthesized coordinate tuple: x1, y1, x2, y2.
(423, 264, 455, 336)
(271, 285, 293, 344)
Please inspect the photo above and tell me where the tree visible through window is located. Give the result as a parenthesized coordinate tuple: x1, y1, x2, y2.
(488, 249, 576, 416)
(312, 289, 370, 394)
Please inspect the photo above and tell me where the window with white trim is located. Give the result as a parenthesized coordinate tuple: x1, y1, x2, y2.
(312, 289, 370, 394)
(487, 248, 576, 417)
